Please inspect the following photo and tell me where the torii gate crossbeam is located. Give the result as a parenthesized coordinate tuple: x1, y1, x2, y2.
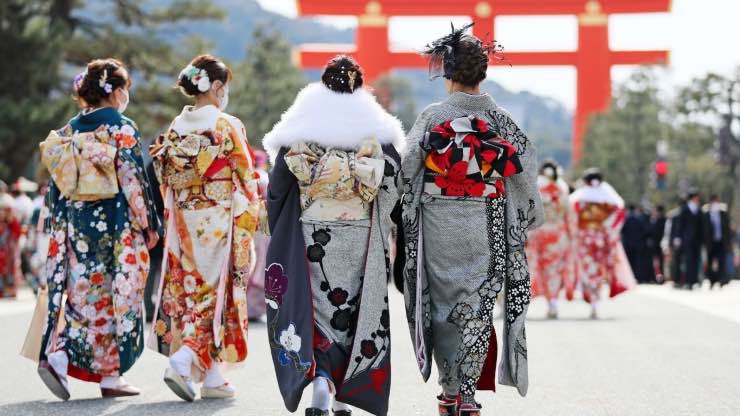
(295, 0, 670, 163)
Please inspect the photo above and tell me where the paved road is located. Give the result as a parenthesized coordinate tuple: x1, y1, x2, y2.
(1, 284, 739, 416)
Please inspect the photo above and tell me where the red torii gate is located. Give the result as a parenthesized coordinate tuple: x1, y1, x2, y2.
(295, 0, 670, 162)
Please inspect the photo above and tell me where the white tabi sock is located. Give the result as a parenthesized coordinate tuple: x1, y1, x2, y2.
(169, 346, 194, 378)
(100, 376, 121, 389)
(203, 364, 227, 388)
(47, 350, 69, 381)
(333, 399, 351, 412)
(310, 377, 331, 411)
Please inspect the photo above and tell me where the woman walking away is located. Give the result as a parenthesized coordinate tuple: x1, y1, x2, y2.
(527, 160, 574, 319)
(37, 58, 160, 400)
(570, 168, 635, 319)
(263, 55, 404, 416)
(149, 54, 262, 401)
(399, 23, 543, 416)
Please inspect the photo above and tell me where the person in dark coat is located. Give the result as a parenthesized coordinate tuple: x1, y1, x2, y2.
(622, 204, 655, 283)
(672, 191, 704, 289)
(702, 195, 732, 288)
(649, 205, 667, 283)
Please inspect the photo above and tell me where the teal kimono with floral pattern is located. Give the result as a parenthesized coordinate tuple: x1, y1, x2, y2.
(39, 107, 159, 381)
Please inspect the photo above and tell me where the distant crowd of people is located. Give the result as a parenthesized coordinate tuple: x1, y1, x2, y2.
(621, 191, 738, 289)
(0, 177, 49, 298)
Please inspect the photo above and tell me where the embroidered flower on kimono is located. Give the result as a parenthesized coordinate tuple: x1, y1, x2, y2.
(306, 243, 325, 263)
(116, 277, 133, 296)
(52, 292, 61, 307)
(330, 308, 352, 332)
(279, 323, 302, 352)
(48, 239, 60, 258)
(74, 278, 91, 294)
(265, 263, 288, 309)
(312, 229, 331, 246)
(118, 247, 139, 274)
(96, 221, 108, 232)
(434, 161, 485, 197)
(183, 274, 197, 294)
(154, 319, 167, 336)
(360, 339, 379, 359)
(82, 304, 97, 321)
(75, 240, 89, 254)
(327, 288, 349, 307)
(90, 272, 105, 286)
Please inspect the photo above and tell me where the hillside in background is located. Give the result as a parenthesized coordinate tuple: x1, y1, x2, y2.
(165, 0, 574, 165)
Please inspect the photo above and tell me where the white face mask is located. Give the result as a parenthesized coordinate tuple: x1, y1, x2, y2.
(117, 89, 130, 114)
(218, 85, 229, 111)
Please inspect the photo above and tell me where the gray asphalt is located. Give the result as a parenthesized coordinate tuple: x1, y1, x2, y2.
(1, 287, 738, 416)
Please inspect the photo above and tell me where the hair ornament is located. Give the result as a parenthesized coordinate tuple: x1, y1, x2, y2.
(180, 64, 211, 92)
(73, 70, 87, 92)
(98, 69, 113, 94)
(347, 70, 357, 92)
(420, 22, 474, 80)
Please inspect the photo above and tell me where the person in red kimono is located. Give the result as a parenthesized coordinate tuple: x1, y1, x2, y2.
(527, 160, 574, 319)
(570, 168, 636, 319)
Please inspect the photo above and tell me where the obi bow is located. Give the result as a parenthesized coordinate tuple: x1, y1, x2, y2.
(284, 138, 386, 202)
(39, 129, 119, 201)
(149, 130, 227, 190)
(424, 115, 523, 180)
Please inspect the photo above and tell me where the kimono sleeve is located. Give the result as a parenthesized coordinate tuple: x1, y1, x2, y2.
(493, 109, 544, 233)
(115, 120, 160, 245)
(225, 117, 263, 276)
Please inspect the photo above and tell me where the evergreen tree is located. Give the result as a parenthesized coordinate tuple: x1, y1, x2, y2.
(373, 74, 417, 131)
(0, 0, 223, 181)
(579, 69, 669, 204)
(229, 26, 306, 149)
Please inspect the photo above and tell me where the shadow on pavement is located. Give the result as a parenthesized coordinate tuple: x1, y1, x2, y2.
(104, 399, 236, 416)
(0, 397, 117, 416)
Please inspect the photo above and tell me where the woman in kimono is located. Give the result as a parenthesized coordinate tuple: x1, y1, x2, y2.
(569, 168, 635, 319)
(263, 55, 403, 416)
(0, 184, 22, 298)
(526, 160, 574, 319)
(399, 24, 543, 416)
(246, 150, 269, 322)
(149, 55, 261, 401)
(37, 58, 160, 400)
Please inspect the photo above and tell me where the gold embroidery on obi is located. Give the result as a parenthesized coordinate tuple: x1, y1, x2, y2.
(284, 138, 385, 221)
(39, 128, 119, 201)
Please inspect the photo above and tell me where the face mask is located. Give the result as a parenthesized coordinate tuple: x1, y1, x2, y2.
(117, 89, 130, 114)
(218, 85, 229, 111)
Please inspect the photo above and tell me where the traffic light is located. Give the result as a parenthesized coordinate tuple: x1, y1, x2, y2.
(655, 160, 667, 190)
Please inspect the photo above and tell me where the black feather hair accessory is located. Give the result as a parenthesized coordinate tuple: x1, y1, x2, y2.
(421, 22, 508, 81)
(421, 22, 474, 81)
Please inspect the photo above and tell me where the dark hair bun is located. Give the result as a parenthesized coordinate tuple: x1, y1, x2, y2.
(177, 54, 232, 97)
(583, 167, 603, 183)
(449, 36, 489, 87)
(74, 58, 130, 107)
(321, 55, 364, 94)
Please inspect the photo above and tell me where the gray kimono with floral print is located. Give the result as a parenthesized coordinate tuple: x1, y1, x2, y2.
(400, 92, 543, 396)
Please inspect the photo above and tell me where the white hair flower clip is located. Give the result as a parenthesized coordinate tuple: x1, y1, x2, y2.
(99, 69, 113, 94)
(180, 64, 211, 93)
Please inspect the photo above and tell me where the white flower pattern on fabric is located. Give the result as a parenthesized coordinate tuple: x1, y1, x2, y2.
(279, 324, 302, 352)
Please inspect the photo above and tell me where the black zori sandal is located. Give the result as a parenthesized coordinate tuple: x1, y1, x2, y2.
(437, 393, 458, 416)
(333, 411, 352, 416)
(305, 408, 329, 416)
